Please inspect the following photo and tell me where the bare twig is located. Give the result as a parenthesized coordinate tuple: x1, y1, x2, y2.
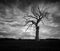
(41, 20, 44, 25)
(26, 15, 38, 19)
(37, 7, 41, 16)
(24, 20, 36, 32)
(25, 23, 33, 32)
(23, 15, 30, 21)
(31, 6, 40, 19)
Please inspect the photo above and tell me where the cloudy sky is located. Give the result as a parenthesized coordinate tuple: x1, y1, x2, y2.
(0, 0, 60, 39)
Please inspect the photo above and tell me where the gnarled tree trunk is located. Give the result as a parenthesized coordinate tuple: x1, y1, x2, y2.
(35, 25, 39, 41)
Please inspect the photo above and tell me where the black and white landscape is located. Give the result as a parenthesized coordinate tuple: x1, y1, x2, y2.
(0, 0, 60, 49)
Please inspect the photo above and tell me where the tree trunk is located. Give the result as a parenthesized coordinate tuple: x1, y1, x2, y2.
(35, 26, 39, 41)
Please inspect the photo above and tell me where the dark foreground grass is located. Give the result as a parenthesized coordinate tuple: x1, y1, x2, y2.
(0, 38, 60, 50)
(0, 38, 60, 48)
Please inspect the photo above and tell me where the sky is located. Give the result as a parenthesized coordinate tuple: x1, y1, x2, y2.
(0, 0, 60, 39)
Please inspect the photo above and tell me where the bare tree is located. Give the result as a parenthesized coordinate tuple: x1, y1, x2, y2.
(23, 5, 50, 40)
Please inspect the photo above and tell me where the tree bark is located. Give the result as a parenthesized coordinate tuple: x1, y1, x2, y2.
(35, 25, 39, 41)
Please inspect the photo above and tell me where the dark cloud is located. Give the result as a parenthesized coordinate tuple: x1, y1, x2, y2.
(52, 14, 60, 24)
(0, 0, 60, 11)
(0, 32, 13, 36)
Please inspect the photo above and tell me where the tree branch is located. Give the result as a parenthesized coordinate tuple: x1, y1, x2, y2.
(37, 7, 41, 15)
(41, 20, 45, 25)
(25, 23, 33, 32)
(31, 6, 40, 19)
(26, 20, 36, 25)
(37, 6, 45, 19)
(23, 15, 31, 21)
(26, 15, 38, 19)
